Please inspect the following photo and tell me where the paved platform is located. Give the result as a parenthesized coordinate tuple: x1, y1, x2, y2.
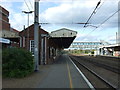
(3, 54, 93, 89)
(36, 54, 91, 88)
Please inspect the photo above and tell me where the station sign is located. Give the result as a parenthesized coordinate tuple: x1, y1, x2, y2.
(0, 38, 10, 44)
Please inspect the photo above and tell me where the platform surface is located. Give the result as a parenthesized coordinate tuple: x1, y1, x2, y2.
(37, 54, 90, 88)
(3, 54, 92, 89)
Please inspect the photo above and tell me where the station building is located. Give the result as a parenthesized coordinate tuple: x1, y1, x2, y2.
(0, 6, 19, 48)
(19, 26, 77, 64)
(1, 6, 78, 64)
(19, 24, 59, 64)
(50, 28, 77, 49)
(99, 44, 120, 57)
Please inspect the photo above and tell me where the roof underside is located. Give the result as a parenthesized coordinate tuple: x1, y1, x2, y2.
(50, 36, 76, 48)
(106, 46, 120, 51)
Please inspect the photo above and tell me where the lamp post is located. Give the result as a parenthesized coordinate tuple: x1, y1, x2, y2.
(22, 11, 34, 50)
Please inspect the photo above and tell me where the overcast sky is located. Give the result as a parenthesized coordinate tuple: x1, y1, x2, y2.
(0, 0, 119, 44)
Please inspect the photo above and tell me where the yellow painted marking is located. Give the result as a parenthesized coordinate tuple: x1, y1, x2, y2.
(66, 60, 74, 89)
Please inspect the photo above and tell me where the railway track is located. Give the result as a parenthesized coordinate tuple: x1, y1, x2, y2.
(69, 56, 119, 90)
(78, 56, 119, 74)
(74, 56, 120, 74)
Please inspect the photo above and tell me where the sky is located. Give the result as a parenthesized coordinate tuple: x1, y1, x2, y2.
(0, 0, 119, 44)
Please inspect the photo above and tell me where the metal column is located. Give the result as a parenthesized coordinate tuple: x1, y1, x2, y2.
(34, 0, 39, 71)
(118, 2, 120, 45)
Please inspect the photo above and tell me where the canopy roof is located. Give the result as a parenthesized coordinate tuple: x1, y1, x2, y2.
(50, 28, 77, 48)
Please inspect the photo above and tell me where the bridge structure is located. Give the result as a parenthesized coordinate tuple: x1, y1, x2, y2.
(69, 42, 103, 50)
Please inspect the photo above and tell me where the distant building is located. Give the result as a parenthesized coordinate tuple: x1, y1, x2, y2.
(99, 44, 120, 57)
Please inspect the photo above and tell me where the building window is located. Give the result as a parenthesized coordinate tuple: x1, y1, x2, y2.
(30, 40, 34, 55)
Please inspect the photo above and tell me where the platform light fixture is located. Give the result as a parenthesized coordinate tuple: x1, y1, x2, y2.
(22, 11, 34, 50)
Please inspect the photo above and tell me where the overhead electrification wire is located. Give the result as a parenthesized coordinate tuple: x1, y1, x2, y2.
(89, 0, 105, 25)
(84, 9, 120, 37)
(28, 0, 34, 10)
(94, 0, 106, 14)
(81, 0, 105, 34)
(24, 0, 34, 17)
(97, 9, 120, 28)
(28, 0, 34, 17)
(39, 23, 87, 24)
(80, 28, 86, 34)
(83, 0, 101, 27)
(24, 0, 31, 11)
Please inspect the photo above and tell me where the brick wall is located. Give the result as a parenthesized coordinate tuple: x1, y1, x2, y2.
(19, 24, 60, 64)
(0, 6, 10, 31)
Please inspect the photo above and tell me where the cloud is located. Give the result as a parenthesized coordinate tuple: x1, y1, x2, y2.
(74, 33, 100, 42)
(74, 33, 117, 44)
(41, 3, 73, 23)
(0, 0, 119, 37)
(20, 0, 34, 11)
(10, 13, 34, 30)
(0, 1, 34, 31)
(10, 13, 27, 30)
(107, 35, 117, 44)
(40, 0, 118, 29)
(0, 0, 24, 2)
(40, 1, 96, 23)
(0, 2, 14, 13)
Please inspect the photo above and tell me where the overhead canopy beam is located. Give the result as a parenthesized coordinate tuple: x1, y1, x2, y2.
(50, 36, 76, 48)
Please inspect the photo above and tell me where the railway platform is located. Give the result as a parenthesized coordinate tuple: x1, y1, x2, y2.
(2, 55, 94, 90)
(3, 54, 94, 89)
(36, 54, 93, 88)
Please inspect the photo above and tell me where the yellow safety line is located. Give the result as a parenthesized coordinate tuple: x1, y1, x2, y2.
(66, 60, 74, 89)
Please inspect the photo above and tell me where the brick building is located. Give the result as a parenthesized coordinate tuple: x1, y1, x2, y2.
(0, 6, 77, 65)
(0, 6, 10, 31)
(0, 6, 64, 65)
(0, 6, 19, 48)
(19, 24, 59, 65)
